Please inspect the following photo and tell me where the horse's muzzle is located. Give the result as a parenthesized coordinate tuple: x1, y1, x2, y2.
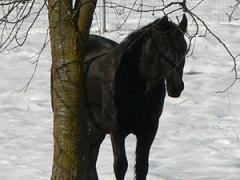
(167, 82, 184, 98)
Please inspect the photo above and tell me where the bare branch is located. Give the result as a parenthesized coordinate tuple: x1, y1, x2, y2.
(227, 0, 240, 21)
(108, 0, 239, 92)
(0, 0, 47, 51)
(0, 0, 31, 6)
(21, 28, 50, 92)
(1, 0, 239, 92)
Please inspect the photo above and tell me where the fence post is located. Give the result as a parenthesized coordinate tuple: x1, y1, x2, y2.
(100, 0, 106, 34)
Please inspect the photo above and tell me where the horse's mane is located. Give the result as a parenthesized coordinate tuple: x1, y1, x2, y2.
(122, 19, 158, 44)
(124, 24, 150, 42)
(120, 17, 177, 49)
(116, 19, 159, 56)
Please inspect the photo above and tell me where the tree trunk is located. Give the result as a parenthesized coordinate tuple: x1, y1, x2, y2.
(48, 0, 97, 179)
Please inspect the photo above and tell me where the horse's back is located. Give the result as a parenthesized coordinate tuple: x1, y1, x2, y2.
(85, 34, 118, 62)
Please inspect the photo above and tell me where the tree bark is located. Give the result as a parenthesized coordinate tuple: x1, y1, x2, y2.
(48, 0, 97, 179)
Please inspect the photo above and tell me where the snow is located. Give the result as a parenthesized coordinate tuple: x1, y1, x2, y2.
(1, 1, 240, 179)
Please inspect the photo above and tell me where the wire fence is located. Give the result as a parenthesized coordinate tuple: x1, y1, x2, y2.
(92, 0, 239, 33)
(0, 0, 239, 34)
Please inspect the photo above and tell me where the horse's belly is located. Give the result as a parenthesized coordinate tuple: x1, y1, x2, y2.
(86, 75, 117, 133)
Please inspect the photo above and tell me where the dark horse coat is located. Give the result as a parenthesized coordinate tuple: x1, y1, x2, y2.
(85, 35, 165, 134)
(84, 15, 187, 180)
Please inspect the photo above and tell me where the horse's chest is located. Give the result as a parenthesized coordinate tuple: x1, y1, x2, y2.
(114, 80, 166, 134)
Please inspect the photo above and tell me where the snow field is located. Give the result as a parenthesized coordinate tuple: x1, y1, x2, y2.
(1, 1, 240, 179)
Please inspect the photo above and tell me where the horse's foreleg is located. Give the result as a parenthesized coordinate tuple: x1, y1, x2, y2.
(135, 130, 157, 180)
(111, 132, 128, 180)
(88, 132, 106, 180)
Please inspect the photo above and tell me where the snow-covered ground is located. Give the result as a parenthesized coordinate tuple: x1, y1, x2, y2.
(0, 1, 240, 179)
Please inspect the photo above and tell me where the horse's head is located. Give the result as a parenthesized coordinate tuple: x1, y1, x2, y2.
(139, 15, 188, 98)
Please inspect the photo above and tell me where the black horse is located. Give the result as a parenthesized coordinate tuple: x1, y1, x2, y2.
(84, 15, 188, 180)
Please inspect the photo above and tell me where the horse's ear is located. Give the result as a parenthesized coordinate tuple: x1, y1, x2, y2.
(179, 14, 187, 33)
(161, 15, 169, 23)
(157, 15, 169, 29)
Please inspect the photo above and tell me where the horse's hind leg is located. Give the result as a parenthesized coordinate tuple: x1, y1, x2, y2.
(88, 131, 106, 180)
(135, 128, 158, 180)
(111, 132, 128, 180)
